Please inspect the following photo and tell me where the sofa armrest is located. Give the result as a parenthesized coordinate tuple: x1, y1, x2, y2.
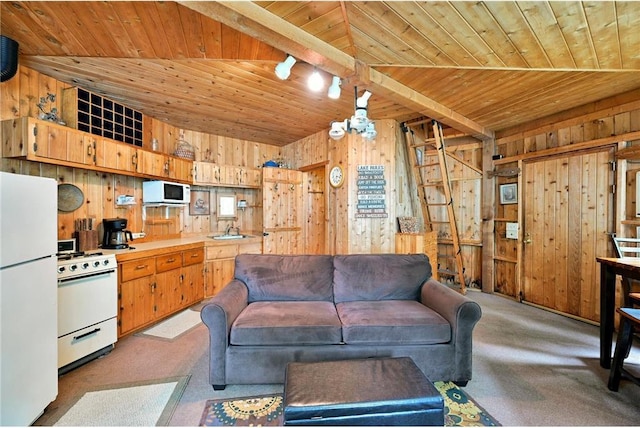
(420, 279, 482, 381)
(200, 280, 249, 387)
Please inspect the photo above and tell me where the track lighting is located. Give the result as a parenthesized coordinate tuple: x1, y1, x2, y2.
(308, 69, 324, 92)
(274, 55, 296, 80)
(327, 76, 341, 99)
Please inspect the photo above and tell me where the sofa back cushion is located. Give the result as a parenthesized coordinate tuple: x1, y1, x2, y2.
(333, 254, 432, 303)
(235, 254, 334, 302)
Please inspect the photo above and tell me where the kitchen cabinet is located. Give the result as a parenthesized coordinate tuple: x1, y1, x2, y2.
(1, 117, 97, 167)
(117, 246, 204, 336)
(2, 117, 192, 183)
(95, 137, 139, 174)
(204, 241, 262, 297)
(193, 161, 261, 188)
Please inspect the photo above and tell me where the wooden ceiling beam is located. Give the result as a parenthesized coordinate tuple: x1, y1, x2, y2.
(179, 0, 494, 140)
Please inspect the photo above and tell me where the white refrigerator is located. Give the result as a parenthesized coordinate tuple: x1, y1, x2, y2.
(0, 172, 58, 425)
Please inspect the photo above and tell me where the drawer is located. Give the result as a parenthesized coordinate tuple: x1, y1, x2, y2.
(183, 248, 205, 266)
(239, 243, 262, 254)
(206, 245, 238, 260)
(58, 317, 117, 369)
(156, 252, 182, 273)
(120, 259, 155, 282)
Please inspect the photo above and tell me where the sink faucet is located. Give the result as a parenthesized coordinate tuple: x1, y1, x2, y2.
(225, 224, 240, 235)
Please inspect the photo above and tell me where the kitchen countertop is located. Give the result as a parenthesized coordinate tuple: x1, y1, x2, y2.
(102, 233, 263, 262)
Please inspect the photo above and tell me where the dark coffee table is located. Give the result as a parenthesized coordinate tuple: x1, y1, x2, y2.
(283, 357, 444, 426)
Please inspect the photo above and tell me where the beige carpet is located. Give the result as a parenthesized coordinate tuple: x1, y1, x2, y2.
(53, 376, 189, 426)
(139, 309, 202, 340)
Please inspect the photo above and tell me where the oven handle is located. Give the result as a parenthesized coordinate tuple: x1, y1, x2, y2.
(74, 328, 101, 341)
(58, 269, 116, 284)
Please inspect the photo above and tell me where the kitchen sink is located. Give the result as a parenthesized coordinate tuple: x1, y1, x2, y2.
(210, 234, 250, 240)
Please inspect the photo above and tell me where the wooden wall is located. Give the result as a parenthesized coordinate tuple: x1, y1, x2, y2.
(0, 65, 280, 240)
(492, 101, 640, 301)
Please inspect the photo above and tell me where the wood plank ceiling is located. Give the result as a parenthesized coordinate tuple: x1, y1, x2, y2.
(1, 1, 639, 146)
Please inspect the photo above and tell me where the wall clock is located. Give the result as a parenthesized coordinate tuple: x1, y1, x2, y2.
(329, 165, 344, 188)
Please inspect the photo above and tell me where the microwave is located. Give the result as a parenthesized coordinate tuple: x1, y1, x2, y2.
(142, 180, 190, 204)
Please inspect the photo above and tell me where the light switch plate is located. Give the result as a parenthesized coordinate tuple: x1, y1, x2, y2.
(506, 222, 519, 239)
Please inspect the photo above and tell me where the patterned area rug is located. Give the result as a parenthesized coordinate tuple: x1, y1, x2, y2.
(199, 381, 500, 426)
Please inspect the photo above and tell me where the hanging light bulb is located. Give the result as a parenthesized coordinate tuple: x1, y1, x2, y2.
(274, 55, 296, 80)
(327, 76, 342, 99)
(308, 69, 324, 92)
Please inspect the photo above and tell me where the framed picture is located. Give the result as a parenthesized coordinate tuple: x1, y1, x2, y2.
(398, 217, 420, 233)
(500, 183, 518, 204)
(189, 190, 210, 215)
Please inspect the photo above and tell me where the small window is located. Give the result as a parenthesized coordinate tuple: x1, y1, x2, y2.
(217, 194, 237, 219)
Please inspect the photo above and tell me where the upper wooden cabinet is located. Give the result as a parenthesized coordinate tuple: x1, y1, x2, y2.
(2, 116, 97, 167)
(193, 161, 261, 188)
(1, 117, 192, 183)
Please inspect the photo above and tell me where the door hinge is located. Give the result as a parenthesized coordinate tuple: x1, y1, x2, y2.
(611, 184, 616, 194)
(610, 161, 616, 172)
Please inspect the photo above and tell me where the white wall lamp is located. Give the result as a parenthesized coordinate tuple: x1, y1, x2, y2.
(327, 76, 342, 99)
(329, 87, 376, 141)
(275, 55, 296, 80)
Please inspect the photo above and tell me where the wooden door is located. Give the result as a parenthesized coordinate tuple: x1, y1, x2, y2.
(302, 165, 327, 254)
(522, 148, 614, 322)
(262, 168, 304, 254)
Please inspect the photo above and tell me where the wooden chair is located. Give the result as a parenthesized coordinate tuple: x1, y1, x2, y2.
(612, 235, 640, 306)
(608, 307, 640, 391)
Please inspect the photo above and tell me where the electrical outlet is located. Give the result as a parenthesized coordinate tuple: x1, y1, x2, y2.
(132, 232, 146, 239)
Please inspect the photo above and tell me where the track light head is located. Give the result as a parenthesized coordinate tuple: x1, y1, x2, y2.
(274, 55, 296, 80)
(308, 69, 324, 92)
(329, 120, 347, 140)
(327, 76, 342, 99)
(356, 90, 372, 108)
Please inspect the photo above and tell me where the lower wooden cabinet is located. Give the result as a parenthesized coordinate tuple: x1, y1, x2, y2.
(117, 246, 204, 337)
(204, 241, 262, 297)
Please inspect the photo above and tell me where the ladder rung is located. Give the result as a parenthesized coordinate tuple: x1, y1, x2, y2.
(421, 182, 443, 188)
(426, 220, 450, 225)
(426, 202, 449, 207)
(438, 269, 459, 277)
(417, 162, 440, 168)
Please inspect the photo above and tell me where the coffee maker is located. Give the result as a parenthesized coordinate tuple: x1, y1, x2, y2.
(102, 218, 134, 249)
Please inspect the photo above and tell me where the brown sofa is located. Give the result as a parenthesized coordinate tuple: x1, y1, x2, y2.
(200, 254, 482, 390)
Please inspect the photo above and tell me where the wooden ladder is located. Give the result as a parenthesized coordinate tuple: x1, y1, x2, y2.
(403, 120, 467, 293)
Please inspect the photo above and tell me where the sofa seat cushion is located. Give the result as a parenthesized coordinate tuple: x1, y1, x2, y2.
(231, 301, 343, 346)
(336, 300, 450, 345)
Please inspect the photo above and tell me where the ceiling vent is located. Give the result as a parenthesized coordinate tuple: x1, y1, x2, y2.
(1, 35, 19, 82)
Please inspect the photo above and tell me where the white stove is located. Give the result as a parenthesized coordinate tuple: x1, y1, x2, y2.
(57, 252, 115, 281)
(56, 252, 118, 374)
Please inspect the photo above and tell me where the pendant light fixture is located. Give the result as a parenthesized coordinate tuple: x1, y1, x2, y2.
(274, 55, 296, 80)
(329, 87, 376, 141)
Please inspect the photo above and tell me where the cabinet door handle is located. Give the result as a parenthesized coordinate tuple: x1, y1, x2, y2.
(135, 264, 148, 270)
(87, 143, 93, 156)
(166, 258, 176, 263)
(191, 253, 199, 258)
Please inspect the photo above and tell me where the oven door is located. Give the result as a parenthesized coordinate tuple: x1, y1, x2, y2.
(57, 269, 117, 337)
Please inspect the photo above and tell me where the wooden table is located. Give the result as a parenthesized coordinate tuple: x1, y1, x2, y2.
(596, 257, 640, 368)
